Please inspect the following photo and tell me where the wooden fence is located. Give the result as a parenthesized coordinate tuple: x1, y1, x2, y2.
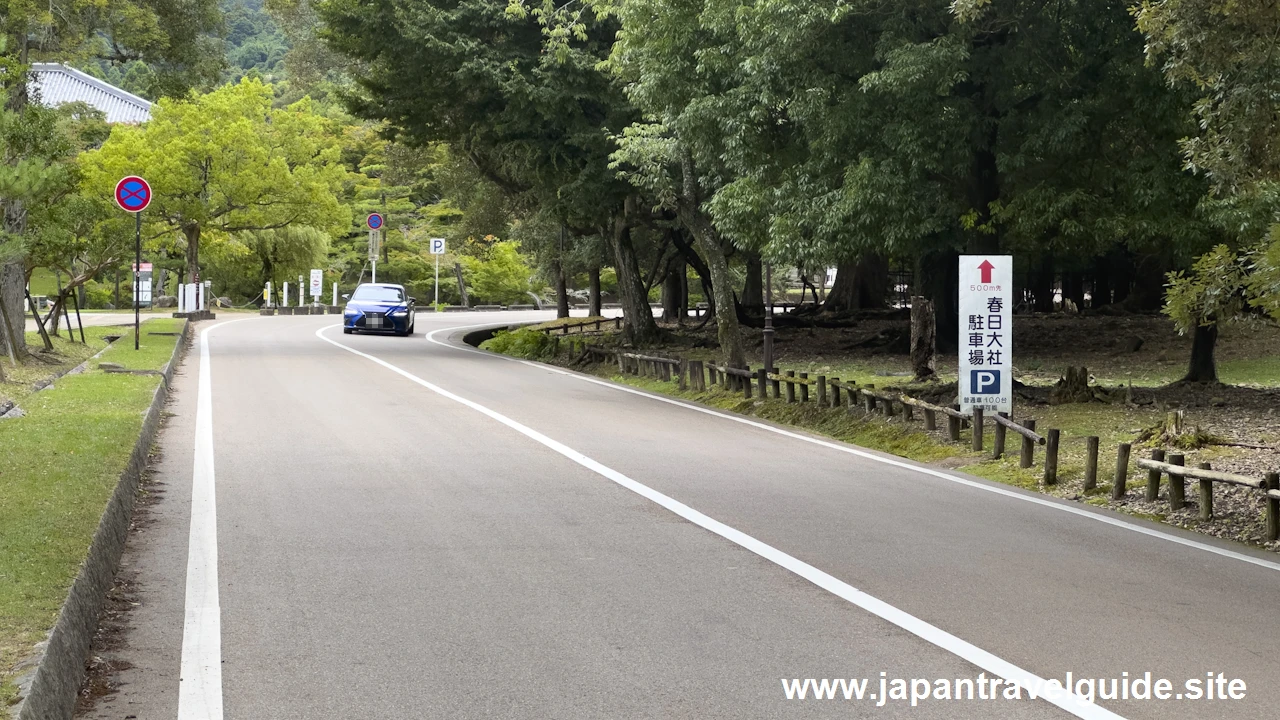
(557, 339, 1280, 542)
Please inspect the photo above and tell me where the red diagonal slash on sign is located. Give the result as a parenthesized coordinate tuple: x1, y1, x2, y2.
(115, 176, 152, 212)
(978, 259, 995, 284)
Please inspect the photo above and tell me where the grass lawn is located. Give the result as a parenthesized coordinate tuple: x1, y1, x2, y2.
(0, 319, 183, 706)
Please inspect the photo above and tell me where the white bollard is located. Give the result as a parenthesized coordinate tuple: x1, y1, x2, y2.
(332, 282, 338, 307)
(297, 275, 304, 307)
(178, 285, 186, 314)
(283, 282, 289, 308)
(198, 281, 206, 311)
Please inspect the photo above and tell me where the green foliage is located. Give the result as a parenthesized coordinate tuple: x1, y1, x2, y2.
(1163, 244, 1246, 333)
(1137, 0, 1280, 191)
(480, 326, 554, 358)
(1, 0, 225, 100)
(460, 241, 538, 305)
(79, 79, 350, 277)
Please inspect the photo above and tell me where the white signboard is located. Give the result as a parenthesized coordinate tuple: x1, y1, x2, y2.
(368, 229, 381, 262)
(132, 263, 152, 305)
(430, 238, 446, 255)
(310, 269, 323, 297)
(958, 255, 1012, 415)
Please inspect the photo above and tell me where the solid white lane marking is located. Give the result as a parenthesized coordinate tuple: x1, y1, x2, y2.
(424, 324, 1280, 574)
(319, 325, 1122, 719)
(178, 318, 256, 720)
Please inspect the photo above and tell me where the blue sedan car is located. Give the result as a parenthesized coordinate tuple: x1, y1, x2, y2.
(342, 283, 416, 336)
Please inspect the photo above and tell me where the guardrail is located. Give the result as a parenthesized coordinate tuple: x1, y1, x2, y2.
(539, 317, 625, 336)
(554, 341, 1279, 542)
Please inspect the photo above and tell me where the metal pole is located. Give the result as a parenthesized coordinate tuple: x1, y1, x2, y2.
(372, 259, 377, 284)
(763, 262, 775, 372)
(434, 253, 440, 311)
(134, 211, 141, 350)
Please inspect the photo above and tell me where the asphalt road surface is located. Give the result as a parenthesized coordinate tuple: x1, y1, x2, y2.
(83, 311, 1280, 719)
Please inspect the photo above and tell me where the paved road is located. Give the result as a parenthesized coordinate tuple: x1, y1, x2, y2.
(84, 312, 1280, 719)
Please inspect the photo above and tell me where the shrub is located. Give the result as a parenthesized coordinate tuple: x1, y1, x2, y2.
(481, 327, 553, 359)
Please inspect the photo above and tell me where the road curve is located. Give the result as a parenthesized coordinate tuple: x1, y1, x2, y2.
(82, 312, 1280, 719)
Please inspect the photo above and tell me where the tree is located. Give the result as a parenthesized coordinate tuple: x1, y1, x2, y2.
(80, 79, 350, 283)
(317, 0, 661, 342)
(1137, 0, 1280, 192)
(460, 240, 537, 305)
(1163, 245, 1245, 383)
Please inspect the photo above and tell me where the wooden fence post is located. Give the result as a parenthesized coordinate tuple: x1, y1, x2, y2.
(1043, 428, 1061, 485)
(947, 414, 960, 442)
(1197, 461, 1213, 520)
(1168, 453, 1186, 511)
(1266, 472, 1279, 543)
(972, 408, 984, 452)
(798, 372, 810, 402)
(924, 408, 937, 432)
(785, 371, 796, 403)
(817, 376, 827, 406)
(993, 412, 1008, 459)
(661, 361, 671, 382)
(771, 372, 781, 399)
(1083, 436, 1100, 491)
(1145, 448, 1165, 502)
(757, 368, 768, 398)
(830, 379, 841, 408)
(743, 370, 753, 399)
(678, 361, 687, 390)
(1112, 443, 1131, 500)
(903, 403, 913, 421)
(1019, 419, 1036, 468)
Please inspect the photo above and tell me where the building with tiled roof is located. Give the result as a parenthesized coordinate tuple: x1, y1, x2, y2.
(28, 63, 152, 124)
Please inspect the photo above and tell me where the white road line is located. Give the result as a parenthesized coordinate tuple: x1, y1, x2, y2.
(423, 323, 1280, 575)
(178, 318, 257, 720)
(319, 325, 1122, 719)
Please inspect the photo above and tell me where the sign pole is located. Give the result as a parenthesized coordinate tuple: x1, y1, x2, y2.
(434, 253, 439, 310)
(134, 211, 141, 350)
(763, 262, 775, 371)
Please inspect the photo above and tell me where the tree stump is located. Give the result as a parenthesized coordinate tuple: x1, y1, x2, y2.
(1050, 366, 1094, 405)
(910, 296, 936, 381)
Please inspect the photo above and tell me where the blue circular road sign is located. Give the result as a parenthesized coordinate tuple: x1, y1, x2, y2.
(114, 176, 152, 213)
(367, 213, 384, 230)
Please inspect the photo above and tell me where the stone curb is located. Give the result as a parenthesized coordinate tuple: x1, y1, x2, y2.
(11, 319, 191, 720)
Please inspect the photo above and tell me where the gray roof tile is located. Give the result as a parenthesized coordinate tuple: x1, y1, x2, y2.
(28, 63, 152, 124)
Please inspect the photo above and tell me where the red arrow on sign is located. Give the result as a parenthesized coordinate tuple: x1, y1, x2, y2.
(978, 259, 995, 284)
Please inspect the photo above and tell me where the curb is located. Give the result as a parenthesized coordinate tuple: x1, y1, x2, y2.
(11, 320, 191, 720)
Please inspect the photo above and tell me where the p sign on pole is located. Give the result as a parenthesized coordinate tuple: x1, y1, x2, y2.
(959, 255, 1012, 415)
(115, 176, 152, 351)
(367, 213, 383, 281)
(430, 238, 446, 310)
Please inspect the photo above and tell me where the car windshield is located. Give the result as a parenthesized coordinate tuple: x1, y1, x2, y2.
(351, 286, 404, 302)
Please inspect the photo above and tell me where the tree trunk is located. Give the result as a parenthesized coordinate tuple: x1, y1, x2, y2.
(1032, 256, 1055, 312)
(588, 265, 602, 317)
(1182, 322, 1219, 383)
(678, 262, 688, 323)
(0, 261, 26, 359)
(916, 247, 959, 353)
(611, 204, 660, 344)
(740, 252, 763, 315)
(1063, 270, 1084, 312)
(184, 224, 202, 282)
(678, 150, 744, 367)
(910, 297, 937, 381)
(824, 254, 889, 312)
(554, 261, 570, 319)
(661, 256, 683, 321)
(1128, 253, 1167, 312)
(1090, 258, 1111, 309)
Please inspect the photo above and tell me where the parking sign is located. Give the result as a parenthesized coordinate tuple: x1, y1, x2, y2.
(430, 238, 446, 255)
(958, 256, 1012, 414)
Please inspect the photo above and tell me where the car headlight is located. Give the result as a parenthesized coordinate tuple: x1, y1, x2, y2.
(390, 309, 407, 316)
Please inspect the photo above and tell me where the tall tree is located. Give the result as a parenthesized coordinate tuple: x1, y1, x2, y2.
(317, 0, 661, 341)
(79, 79, 350, 282)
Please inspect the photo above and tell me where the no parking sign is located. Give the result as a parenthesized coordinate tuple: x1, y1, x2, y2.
(114, 176, 152, 213)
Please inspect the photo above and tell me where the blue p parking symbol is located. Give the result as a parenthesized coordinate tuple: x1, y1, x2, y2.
(971, 370, 1001, 395)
